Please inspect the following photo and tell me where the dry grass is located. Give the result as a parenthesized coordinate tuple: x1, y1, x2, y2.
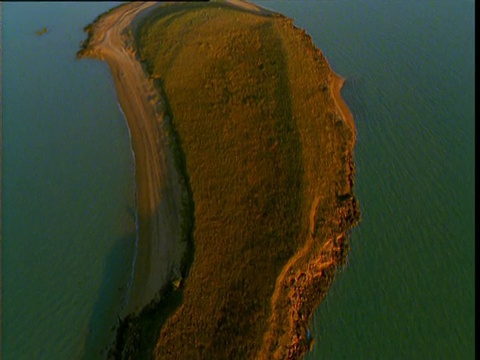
(128, 2, 360, 359)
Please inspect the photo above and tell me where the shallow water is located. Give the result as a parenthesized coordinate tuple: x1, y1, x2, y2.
(2, 2, 136, 358)
(253, 1, 475, 358)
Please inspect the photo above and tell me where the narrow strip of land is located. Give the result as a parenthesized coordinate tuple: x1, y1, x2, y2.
(79, 1, 186, 316)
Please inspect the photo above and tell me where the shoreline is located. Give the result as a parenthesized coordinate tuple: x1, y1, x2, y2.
(330, 71, 358, 206)
(253, 9, 360, 359)
(77, 1, 188, 317)
(331, 73, 356, 138)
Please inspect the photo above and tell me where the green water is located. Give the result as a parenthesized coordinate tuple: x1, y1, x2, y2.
(253, 1, 475, 358)
(3, 1, 474, 359)
(2, 2, 136, 358)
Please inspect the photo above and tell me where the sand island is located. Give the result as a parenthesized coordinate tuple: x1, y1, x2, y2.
(78, 1, 360, 359)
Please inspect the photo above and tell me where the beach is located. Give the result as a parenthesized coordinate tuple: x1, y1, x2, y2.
(78, 1, 187, 317)
(331, 74, 355, 138)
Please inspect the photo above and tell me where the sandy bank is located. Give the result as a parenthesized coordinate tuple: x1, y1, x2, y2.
(331, 72, 356, 139)
(78, 2, 187, 317)
(225, 0, 269, 14)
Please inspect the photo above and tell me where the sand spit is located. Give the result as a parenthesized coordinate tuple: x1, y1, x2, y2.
(77, 2, 187, 317)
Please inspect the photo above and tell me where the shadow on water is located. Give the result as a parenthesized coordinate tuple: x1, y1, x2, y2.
(81, 232, 137, 360)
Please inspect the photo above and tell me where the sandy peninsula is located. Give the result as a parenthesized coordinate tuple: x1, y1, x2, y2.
(79, 1, 360, 359)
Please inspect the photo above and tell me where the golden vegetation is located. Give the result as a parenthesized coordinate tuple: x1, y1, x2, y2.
(124, 2, 360, 359)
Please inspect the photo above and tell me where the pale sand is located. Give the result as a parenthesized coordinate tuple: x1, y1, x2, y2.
(225, 0, 269, 14)
(79, 2, 187, 316)
(331, 72, 356, 140)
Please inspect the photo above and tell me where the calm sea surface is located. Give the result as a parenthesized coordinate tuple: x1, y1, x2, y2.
(3, 1, 474, 359)
(253, 1, 475, 358)
(2, 2, 135, 359)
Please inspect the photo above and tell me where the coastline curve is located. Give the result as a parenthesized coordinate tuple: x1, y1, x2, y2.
(77, 1, 188, 317)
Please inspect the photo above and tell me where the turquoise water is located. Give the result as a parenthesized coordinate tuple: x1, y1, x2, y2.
(2, 2, 135, 358)
(253, 1, 475, 358)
